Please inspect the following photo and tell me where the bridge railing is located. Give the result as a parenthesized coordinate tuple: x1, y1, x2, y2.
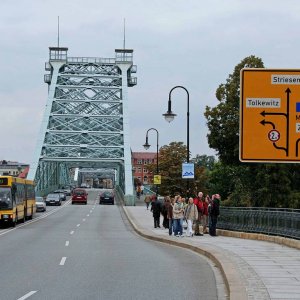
(115, 185, 135, 206)
(218, 207, 300, 240)
(67, 57, 115, 64)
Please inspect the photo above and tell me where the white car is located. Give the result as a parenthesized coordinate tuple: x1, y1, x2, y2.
(35, 196, 46, 212)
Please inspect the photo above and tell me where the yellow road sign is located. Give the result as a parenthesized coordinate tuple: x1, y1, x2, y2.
(240, 69, 300, 162)
(153, 175, 161, 185)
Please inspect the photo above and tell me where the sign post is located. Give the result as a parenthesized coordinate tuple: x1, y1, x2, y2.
(240, 69, 300, 162)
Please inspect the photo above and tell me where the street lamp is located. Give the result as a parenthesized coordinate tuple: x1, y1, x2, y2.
(143, 128, 159, 196)
(163, 86, 190, 196)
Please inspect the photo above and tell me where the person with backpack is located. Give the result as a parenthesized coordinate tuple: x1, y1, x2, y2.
(209, 194, 220, 236)
(193, 192, 204, 236)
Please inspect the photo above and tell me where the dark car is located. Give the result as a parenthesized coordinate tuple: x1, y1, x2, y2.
(72, 188, 88, 205)
(46, 193, 61, 206)
(53, 190, 67, 201)
(99, 190, 114, 205)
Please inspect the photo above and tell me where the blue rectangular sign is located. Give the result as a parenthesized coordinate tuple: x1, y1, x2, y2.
(182, 163, 195, 179)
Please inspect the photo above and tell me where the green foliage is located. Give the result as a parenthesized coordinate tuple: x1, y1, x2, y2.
(192, 154, 216, 170)
(145, 142, 210, 197)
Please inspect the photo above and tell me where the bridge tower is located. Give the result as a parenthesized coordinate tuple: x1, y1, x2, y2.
(28, 46, 137, 203)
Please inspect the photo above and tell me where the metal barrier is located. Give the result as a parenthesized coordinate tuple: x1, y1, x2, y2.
(218, 207, 300, 240)
(115, 185, 135, 206)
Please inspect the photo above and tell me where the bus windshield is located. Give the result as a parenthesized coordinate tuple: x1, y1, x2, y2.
(0, 188, 12, 209)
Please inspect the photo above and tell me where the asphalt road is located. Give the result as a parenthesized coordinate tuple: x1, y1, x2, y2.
(0, 190, 218, 300)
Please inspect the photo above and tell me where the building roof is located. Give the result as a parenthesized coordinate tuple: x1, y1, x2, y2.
(132, 152, 157, 159)
(0, 160, 29, 167)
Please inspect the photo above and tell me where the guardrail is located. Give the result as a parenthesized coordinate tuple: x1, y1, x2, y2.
(218, 207, 300, 240)
(115, 185, 125, 205)
(115, 185, 135, 206)
(67, 57, 115, 64)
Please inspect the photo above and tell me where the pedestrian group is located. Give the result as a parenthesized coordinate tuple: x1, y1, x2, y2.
(148, 192, 221, 237)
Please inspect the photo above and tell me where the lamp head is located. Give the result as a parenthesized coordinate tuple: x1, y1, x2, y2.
(163, 111, 177, 123)
(143, 142, 150, 150)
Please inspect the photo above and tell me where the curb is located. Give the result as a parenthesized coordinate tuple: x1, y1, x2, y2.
(217, 229, 300, 250)
(122, 206, 248, 300)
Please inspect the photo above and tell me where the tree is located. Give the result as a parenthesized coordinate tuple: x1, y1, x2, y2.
(192, 154, 216, 171)
(145, 142, 210, 197)
(204, 56, 264, 164)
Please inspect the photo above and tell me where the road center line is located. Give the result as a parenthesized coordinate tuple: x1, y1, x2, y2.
(77, 224, 80, 227)
(17, 291, 37, 300)
(83, 218, 86, 222)
(70, 231, 74, 235)
(65, 241, 69, 246)
(87, 214, 90, 217)
(59, 257, 67, 265)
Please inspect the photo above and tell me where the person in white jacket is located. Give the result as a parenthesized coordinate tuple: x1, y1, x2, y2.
(184, 197, 198, 237)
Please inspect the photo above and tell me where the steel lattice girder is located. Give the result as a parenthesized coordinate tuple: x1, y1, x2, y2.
(30, 48, 136, 197)
(45, 132, 123, 146)
(42, 146, 124, 159)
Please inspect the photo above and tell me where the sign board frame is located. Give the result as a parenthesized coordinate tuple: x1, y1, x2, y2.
(240, 68, 300, 163)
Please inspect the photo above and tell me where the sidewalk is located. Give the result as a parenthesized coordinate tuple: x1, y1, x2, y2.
(123, 205, 300, 300)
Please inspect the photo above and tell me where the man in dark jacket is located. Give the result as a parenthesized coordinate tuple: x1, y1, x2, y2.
(209, 194, 220, 236)
(151, 196, 161, 228)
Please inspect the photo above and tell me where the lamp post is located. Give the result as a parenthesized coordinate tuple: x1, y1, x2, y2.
(163, 86, 190, 196)
(143, 128, 159, 196)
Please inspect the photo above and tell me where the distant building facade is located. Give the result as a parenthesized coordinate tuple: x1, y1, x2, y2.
(131, 152, 157, 185)
(0, 160, 29, 177)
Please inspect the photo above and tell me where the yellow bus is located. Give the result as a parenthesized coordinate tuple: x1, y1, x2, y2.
(0, 176, 36, 227)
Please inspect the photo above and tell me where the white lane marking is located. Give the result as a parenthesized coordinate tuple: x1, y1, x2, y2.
(76, 224, 80, 227)
(87, 214, 90, 217)
(65, 241, 69, 247)
(59, 257, 67, 265)
(90, 210, 92, 213)
(70, 231, 74, 235)
(82, 218, 86, 222)
(17, 291, 37, 300)
(0, 200, 72, 238)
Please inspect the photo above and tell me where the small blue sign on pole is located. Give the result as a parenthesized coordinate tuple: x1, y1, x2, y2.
(182, 163, 194, 179)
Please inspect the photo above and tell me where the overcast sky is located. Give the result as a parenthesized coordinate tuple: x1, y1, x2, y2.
(1, 0, 300, 163)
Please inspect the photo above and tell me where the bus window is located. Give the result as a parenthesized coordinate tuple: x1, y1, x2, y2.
(0, 188, 12, 209)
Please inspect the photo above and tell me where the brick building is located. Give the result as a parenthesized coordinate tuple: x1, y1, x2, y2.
(131, 152, 157, 185)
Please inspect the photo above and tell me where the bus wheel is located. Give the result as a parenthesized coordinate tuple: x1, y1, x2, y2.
(29, 206, 33, 220)
(12, 212, 18, 227)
